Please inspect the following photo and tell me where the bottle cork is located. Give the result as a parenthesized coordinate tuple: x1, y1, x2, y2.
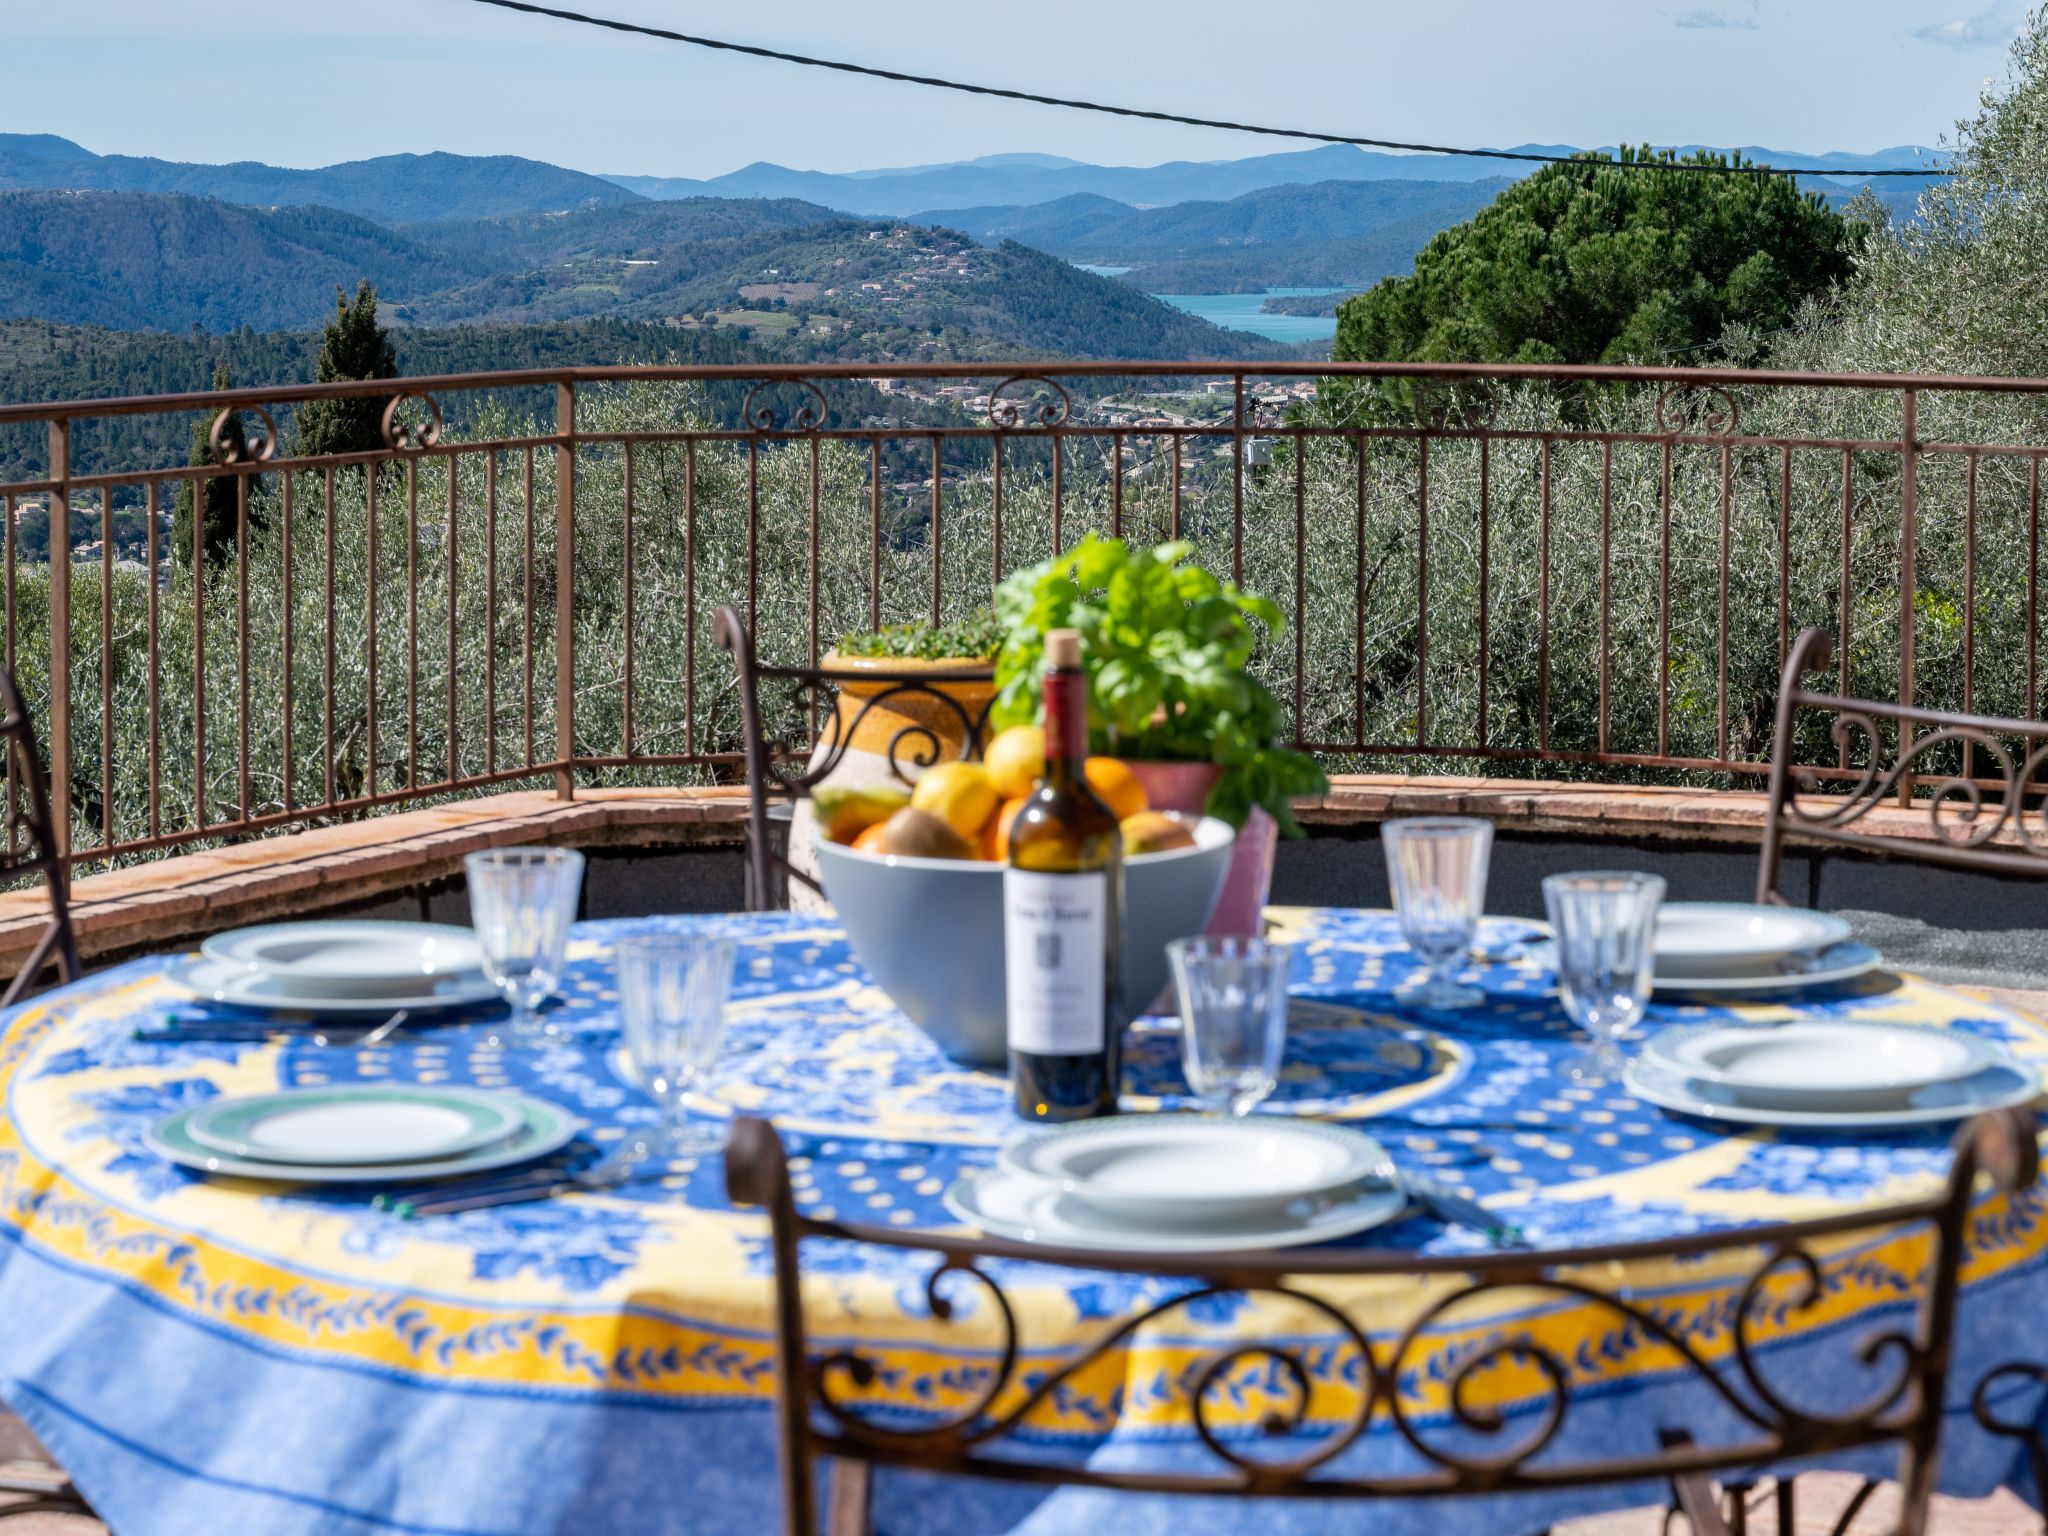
(1045, 629, 1082, 669)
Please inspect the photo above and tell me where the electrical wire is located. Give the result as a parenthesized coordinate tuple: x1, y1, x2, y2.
(462, 0, 1951, 178)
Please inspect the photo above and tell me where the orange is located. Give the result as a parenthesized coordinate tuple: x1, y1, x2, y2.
(1084, 757, 1147, 821)
(982, 795, 1030, 861)
(851, 822, 891, 854)
(983, 724, 1045, 799)
(910, 761, 1000, 838)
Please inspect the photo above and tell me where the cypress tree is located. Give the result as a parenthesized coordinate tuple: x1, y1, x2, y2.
(173, 362, 247, 568)
(295, 281, 399, 458)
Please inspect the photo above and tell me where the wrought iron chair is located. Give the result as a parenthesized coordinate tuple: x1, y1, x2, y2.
(726, 1108, 2039, 1536)
(0, 668, 80, 1008)
(1758, 625, 2048, 903)
(712, 606, 997, 912)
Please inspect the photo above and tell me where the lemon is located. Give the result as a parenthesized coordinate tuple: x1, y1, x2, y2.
(910, 761, 1000, 839)
(983, 724, 1045, 799)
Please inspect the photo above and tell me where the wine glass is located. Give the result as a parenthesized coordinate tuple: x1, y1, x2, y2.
(464, 848, 584, 1046)
(1542, 871, 1666, 1082)
(1168, 937, 1293, 1116)
(617, 933, 734, 1161)
(1382, 817, 1493, 1008)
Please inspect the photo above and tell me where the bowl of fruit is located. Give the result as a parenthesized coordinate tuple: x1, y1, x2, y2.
(813, 727, 1234, 1066)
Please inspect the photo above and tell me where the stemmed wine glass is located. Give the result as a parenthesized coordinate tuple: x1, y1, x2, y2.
(1542, 871, 1665, 1082)
(1168, 937, 1293, 1116)
(1382, 817, 1493, 1008)
(617, 933, 734, 1162)
(465, 848, 585, 1046)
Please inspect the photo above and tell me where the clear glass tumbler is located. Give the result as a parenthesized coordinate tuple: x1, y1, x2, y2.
(1167, 936, 1293, 1116)
(464, 848, 585, 1046)
(1541, 871, 1666, 1082)
(1382, 817, 1494, 1008)
(617, 933, 735, 1161)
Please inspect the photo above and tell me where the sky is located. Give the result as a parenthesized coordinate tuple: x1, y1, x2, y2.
(5, 0, 2036, 179)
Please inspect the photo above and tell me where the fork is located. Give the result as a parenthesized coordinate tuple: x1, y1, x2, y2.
(135, 1008, 410, 1048)
(381, 1142, 654, 1218)
(1370, 1156, 1526, 1248)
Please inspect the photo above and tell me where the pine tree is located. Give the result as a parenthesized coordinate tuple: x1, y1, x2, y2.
(295, 281, 399, 458)
(173, 362, 248, 568)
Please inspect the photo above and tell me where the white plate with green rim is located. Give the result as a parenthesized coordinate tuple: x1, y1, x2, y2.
(1652, 903, 1854, 976)
(946, 1169, 1407, 1253)
(202, 921, 485, 999)
(166, 954, 503, 1015)
(1641, 1020, 1998, 1109)
(997, 1115, 1387, 1225)
(147, 1092, 579, 1184)
(1622, 1056, 2041, 1129)
(184, 1085, 525, 1165)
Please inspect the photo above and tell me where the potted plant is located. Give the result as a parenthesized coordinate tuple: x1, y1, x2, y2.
(989, 535, 1328, 931)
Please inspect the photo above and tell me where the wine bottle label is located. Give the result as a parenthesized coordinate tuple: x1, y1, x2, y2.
(1003, 869, 1108, 1054)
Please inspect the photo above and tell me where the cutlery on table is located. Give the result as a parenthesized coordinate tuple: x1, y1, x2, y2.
(134, 1008, 410, 1048)
(381, 1144, 654, 1218)
(1371, 1157, 1526, 1248)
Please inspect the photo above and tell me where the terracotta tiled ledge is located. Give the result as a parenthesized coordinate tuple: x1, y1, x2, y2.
(0, 774, 2001, 978)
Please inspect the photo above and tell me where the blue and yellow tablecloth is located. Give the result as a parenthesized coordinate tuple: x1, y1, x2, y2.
(0, 908, 2044, 1535)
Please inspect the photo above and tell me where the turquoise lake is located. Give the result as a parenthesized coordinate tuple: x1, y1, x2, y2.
(1154, 288, 1348, 343)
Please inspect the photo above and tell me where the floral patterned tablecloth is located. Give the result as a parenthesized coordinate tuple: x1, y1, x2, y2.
(0, 907, 2044, 1536)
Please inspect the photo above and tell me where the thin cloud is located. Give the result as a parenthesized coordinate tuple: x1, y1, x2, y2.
(1913, 2, 2024, 46)
(1674, 6, 1758, 28)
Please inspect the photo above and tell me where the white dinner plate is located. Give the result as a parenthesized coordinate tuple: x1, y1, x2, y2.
(1522, 940, 1884, 994)
(165, 954, 504, 1015)
(1642, 1020, 1998, 1108)
(945, 1169, 1407, 1253)
(1622, 1056, 2041, 1129)
(997, 1115, 1387, 1224)
(184, 1085, 525, 1165)
(202, 921, 484, 999)
(147, 1092, 579, 1184)
(1653, 904, 1854, 977)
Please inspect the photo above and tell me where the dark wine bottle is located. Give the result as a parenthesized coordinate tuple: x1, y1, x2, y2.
(1004, 628, 1125, 1121)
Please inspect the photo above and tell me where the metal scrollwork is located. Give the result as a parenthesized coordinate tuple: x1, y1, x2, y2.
(1654, 383, 1740, 437)
(1790, 716, 2039, 856)
(741, 379, 829, 433)
(207, 404, 278, 465)
(768, 676, 995, 795)
(987, 375, 1071, 430)
(1731, 1244, 1920, 1433)
(380, 392, 444, 453)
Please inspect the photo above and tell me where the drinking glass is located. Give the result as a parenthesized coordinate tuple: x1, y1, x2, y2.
(1542, 871, 1666, 1082)
(1382, 817, 1493, 1008)
(1167, 936, 1293, 1116)
(617, 933, 735, 1160)
(464, 848, 585, 1046)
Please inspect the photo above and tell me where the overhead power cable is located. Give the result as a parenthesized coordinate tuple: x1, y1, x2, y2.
(463, 0, 1950, 178)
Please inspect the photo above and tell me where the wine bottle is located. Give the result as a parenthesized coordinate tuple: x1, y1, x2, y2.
(1004, 628, 1125, 1121)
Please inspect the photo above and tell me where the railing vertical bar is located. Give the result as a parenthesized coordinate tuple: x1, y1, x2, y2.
(1716, 441, 1731, 764)
(1657, 437, 1671, 759)
(808, 436, 821, 740)
(1170, 435, 1183, 539)
(2, 493, 12, 857)
(1477, 437, 1491, 750)
(2030, 453, 2042, 719)
(445, 453, 458, 782)
(145, 480, 160, 841)
(405, 457, 418, 792)
(1416, 436, 1429, 751)
(554, 381, 577, 799)
(685, 438, 698, 757)
(1353, 431, 1366, 748)
(47, 420, 71, 856)
(1231, 375, 1245, 585)
(1778, 446, 1791, 669)
(1293, 428, 1306, 740)
(1598, 440, 1611, 756)
(746, 436, 760, 634)
(1538, 435, 1551, 756)
(1111, 430, 1124, 540)
(991, 436, 1004, 584)
(99, 486, 112, 848)
(868, 436, 882, 632)
(365, 461, 378, 805)
(1839, 446, 1853, 763)
(622, 442, 635, 759)
(194, 435, 209, 831)
(323, 466, 335, 811)
(1963, 451, 1977, 782)
(280, 471, 294, 816)
(484, 453, 497, 777)
(1051, 428, 1065, 557)
(1898, 388, 1919, 806)
(929, 434, 942, 625)
(523, 446, 535, 770)
(236, 470, 251, 823)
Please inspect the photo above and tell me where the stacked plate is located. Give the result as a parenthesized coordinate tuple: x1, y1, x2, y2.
(946, 1116, 1405, 1252)
(171, 920, 501, 1013)
(1528, 903, 1882, 993)
(148, 1084, 579, 1183)
(1626, 1018, 2040, 1128)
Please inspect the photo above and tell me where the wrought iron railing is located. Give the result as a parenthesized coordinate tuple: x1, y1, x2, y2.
(0, 358, 2044, 868)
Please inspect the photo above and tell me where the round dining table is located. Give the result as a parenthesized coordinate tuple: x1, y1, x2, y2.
(0, 906, 2044, 1536)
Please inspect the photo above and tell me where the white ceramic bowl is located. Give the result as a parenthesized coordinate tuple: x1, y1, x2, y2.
(816, 817, 1234, 1066)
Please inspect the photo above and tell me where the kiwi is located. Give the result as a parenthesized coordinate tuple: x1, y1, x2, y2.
(878, 806, 976, 861)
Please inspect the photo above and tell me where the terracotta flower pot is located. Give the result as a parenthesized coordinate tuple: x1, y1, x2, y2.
(1116, 758, 1277, 939)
